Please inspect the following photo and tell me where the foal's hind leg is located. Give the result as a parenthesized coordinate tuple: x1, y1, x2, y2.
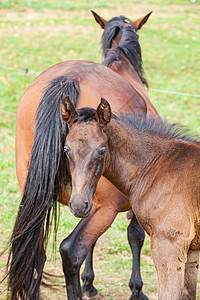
(81, 241, 97, 299)
(183, 251, 199, 300)
(127, 211, 147, 300)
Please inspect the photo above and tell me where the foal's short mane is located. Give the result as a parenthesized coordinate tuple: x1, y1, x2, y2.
(73, 107, 97, 124)
(101, 16, 148, 87)
(74, 108, 199, 144)
(117, 112, 200, 143)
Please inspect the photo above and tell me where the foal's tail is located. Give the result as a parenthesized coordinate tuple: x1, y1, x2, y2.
(7, 76, 80, 299)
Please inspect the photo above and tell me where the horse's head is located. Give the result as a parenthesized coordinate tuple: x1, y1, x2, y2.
(91, 11, 152, 88)
(61, 96, 111, 218)
(91, 10, 152, 44)
(91, 10, 152, 30)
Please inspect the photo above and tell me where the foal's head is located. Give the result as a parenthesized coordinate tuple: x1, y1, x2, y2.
(61, 96, 112, 218)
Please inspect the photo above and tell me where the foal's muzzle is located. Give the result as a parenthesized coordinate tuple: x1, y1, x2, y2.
(68, 188, 93, 218)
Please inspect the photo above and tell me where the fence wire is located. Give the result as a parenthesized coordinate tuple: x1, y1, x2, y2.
(1, 64, 200, 116)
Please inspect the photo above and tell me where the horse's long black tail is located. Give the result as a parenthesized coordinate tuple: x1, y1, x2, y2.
(7, 76, 80, 299)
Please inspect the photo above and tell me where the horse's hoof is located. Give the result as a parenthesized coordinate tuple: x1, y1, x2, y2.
(81, 284, 98, 300)
(129, 291, 148, 300)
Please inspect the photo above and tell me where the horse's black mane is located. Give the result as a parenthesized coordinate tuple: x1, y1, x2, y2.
(117, 112, 200, 143)
(74, 107, 199, 143)
(102, 16, 148, 87)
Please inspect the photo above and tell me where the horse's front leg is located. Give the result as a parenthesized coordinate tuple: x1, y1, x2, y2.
(59, 203, 119, 300)
(151, 235, 187, 300)
(60, 218, 89, 300)
(127, 211, 147, 300)
(183, 250, 199, 299)
(81, 241, 97, 299)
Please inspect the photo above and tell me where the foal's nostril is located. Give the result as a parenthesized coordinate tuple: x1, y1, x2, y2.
(84, 201, 89, 211)
(69, 201, 72, 210)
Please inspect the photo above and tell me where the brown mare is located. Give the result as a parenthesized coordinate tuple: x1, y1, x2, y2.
(5, 12, 158, 300)
(61, 98, 200, 300)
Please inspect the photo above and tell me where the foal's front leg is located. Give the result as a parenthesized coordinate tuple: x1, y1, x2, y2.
(151, 235, 187, 300)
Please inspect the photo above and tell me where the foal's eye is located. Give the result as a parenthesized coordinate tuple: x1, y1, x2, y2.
(97, 143, 106, 158)
(64, 145, 68, 153)
(64, 145, 71, 156)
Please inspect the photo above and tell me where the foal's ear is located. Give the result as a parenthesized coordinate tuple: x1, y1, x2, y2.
(91, 10, 107, 29)
(133, 11, 152, 30)
(61, 96, 76, 125)
(97, 98, 112, 126)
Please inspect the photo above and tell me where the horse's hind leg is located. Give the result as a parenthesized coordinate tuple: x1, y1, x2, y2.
(81, 241, 97, 299)
(32, 236, 46, 300)
(81, 211, 147, 300)
(22, 234, 46, 300)
(127, 211, 147, 300)
(183, 251, 199, 300)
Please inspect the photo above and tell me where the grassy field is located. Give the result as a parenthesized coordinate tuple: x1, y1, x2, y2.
(0, 1, 200, 299)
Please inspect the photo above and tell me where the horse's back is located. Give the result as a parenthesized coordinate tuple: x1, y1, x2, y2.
(18, 60, 146, 113)
(16, 60, 144, 198)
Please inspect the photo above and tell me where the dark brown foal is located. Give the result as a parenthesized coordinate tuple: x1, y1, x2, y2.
(62, 98, 200, 300)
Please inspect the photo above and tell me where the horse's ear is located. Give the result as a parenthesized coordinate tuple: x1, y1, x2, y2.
(61, 96, 76, 125)
(97, 98, 112, 126)
(133, 11, 152, 30)
(91, 10, 107, 29)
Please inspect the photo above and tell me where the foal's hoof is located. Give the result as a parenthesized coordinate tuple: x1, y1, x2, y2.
(129, 291, 148, 300)
(81, 284, 98, 300)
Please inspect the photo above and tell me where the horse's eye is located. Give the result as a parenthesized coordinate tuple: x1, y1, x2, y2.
(124, 18, 131, 24)
(124, 19, 136, 32)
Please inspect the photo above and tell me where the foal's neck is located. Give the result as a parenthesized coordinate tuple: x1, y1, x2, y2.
(103, 119, 172, 199)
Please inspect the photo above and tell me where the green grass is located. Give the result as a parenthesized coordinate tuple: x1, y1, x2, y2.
(0, 0, 197, 10)
(0, 0, 111, 10)
(0, 1, 200, 299)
